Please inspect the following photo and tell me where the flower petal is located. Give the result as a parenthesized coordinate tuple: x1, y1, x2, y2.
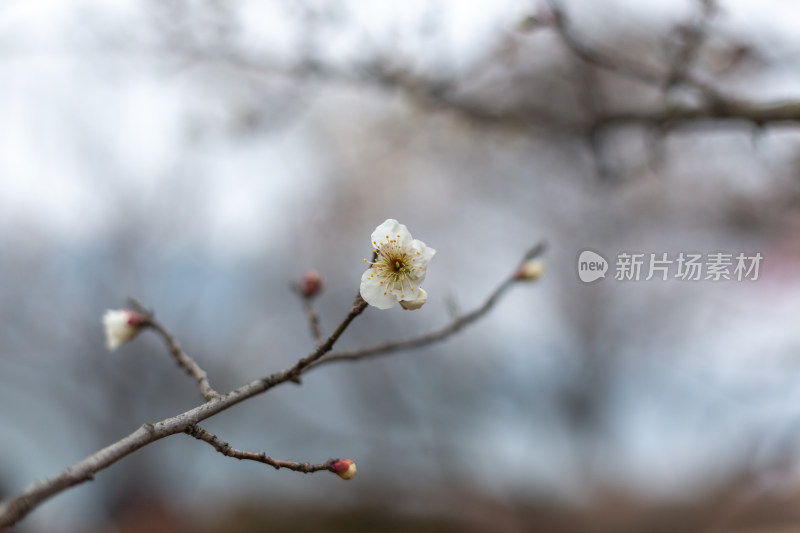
(411, 239, 436, 266)
(371, 219, 412, 249)
(406, 240, 435, 286)
(359, 268, 400, 309)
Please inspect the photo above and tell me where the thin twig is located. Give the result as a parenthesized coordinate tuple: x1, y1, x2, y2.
(310, 280, 515, 368)
(303, 299, 323, 345)
(662, 0, 717, 92)
(284, 294, 368, 380)
(129, 297, 220, 401)
(309, 243, 546, 370)
(185, 425, 335, 473)
(291, 284, 324, 345)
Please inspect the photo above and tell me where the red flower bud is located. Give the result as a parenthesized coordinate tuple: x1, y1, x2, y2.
(300, 270, 324, 298)
(330, 459, 357, 480)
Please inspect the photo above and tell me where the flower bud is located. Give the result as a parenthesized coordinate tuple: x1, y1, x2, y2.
(103, 309, 150, 351)
(330, 459, 357, 480)
(399, 288, 427, 311)
(300, 270, 324, 298)
(516, 259, 544, 281)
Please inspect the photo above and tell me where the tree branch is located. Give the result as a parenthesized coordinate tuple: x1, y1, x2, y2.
(160, 31, 800, 134)
(593, 101, 800, 129)
(129, 297, 220, 401)
(662, 0, 717, 92)
(0, 244, 539, 527)
(286, 294, 368, 379)
(544, 0, 723, 103)
(185, 425, 335, 473)
(0, 294, 368, 528)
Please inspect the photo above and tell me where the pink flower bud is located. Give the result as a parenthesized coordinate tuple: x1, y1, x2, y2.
(300, 270, 324, 298)
(103, 309, 150, 351)
(330, 459, 357, 480)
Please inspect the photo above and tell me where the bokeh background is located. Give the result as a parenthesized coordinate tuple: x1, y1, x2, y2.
(3, 1, 800, 531)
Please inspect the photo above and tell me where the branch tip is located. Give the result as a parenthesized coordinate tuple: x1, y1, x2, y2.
(523, 242, 547, 262)
(186, 425, 335, 475)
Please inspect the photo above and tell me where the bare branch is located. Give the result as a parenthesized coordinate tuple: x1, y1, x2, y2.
(545, 0, 723, 103)
(185, 425, 335, 473)
(151, 5, 800, 141)
(2, 235, 538, 527)
(0, 294, 368, 528)
(662, 0, 718, 92)
(286, 294, 369, 379)
(311, 282, 513, 367)
(160, 31, 800, 137)
(0, 421, 173, 527)
(415, 90, 800, 133)
(546, 1, 659, 86)
(129, 297, 220, 401)
(370, 56, 800, 133)
(594, 101, 800, 129)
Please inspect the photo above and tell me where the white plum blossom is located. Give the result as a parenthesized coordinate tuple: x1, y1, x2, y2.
(103, 309, 149, 351)
(360, 219, 435, 310)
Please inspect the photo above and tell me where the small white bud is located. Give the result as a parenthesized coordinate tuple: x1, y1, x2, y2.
(516, 259, 545, 281)
(399, 288, 428, 311)
(103, 309, 149, 351)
